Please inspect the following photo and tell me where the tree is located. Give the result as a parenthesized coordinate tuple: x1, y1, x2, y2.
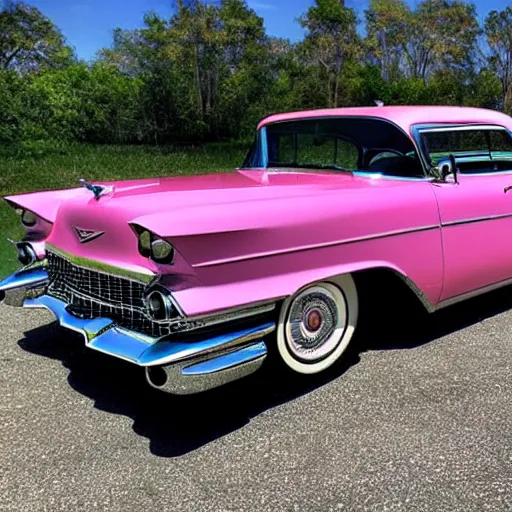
(0, 0, 74, 73)
(365, 0, 409, 81)
(402, 0, 480, 82)
(217, 0, 270, 136)
(100, 0, 272, 142)
(485, 7, 512, 111)
(299, 0, 359, 108)
(0, 0, 510, 149)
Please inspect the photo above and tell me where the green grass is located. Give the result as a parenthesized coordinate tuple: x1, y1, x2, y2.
(0, 143, 246, 276)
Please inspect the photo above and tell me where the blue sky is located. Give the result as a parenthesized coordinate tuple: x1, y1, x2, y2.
(24, 0, 512, 61)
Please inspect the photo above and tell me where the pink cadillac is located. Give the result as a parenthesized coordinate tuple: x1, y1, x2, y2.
(2, 106, 512, 394)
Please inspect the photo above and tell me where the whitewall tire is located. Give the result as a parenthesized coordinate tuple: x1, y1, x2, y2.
(277, 275, 358, 374)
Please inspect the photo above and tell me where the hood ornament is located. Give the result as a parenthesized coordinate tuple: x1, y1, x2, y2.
(78, 179, 113, 200)
(73, 227, 105, 244)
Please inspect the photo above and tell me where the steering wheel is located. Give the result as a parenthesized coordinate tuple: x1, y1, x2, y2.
(367, 148, 405, 167)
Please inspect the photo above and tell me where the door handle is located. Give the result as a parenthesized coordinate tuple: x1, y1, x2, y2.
(505, 186, 512, 194)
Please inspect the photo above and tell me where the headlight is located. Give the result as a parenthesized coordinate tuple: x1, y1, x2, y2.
(151, 238, 174, 263)
(138, 230, 152, 257)
(16, 242, 37, 266)
(136, 228, 174, 264)
(18, 209, 38, 227)
(146, 289, 174, 320)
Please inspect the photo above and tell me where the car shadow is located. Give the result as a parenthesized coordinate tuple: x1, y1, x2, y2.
(17, 285, 512, 458)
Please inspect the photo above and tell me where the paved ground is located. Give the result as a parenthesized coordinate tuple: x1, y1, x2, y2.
(1, 288, 512, 512)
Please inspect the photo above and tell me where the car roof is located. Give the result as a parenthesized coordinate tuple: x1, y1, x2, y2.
(257, 106, 512, 135)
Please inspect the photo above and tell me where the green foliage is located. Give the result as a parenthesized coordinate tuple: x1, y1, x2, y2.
(365, 0, 411, 81)
(0, 0, 511, 151)
(0, 70, 27, 144)
(485, 7, 512, 111)
(468, 70, 502, 110)
(366, 0, 481, 82)
(300, 0, 359, 107)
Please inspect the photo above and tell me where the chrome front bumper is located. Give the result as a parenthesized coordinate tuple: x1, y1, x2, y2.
(0, 268, 275, 394)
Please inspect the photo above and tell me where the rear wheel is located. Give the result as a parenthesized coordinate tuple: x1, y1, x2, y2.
(276, 276, 358, 374)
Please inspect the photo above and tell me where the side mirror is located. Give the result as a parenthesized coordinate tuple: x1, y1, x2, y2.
(436, 156, 458, 184)
(438, 158, 453, 178)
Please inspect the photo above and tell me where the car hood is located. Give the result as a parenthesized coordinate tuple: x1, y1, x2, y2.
(75, 169, 408, 235)
(87, 169, 375, 219)
(7, 169, 369, 224)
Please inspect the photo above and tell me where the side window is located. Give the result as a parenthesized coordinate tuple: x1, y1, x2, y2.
(489, 130, 512, 157)
(421, 127, 512, 174)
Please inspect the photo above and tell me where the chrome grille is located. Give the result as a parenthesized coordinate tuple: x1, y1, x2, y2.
(46, 252, 174, 338)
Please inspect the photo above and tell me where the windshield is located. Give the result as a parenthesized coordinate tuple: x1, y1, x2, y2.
(243, 116, 424, 178)
(266, 121, 360, 171)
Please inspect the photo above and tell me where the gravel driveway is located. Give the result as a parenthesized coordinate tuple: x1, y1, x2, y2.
(1, 288, 512, 511)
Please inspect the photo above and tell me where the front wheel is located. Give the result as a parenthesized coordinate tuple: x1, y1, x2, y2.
(276, 276, 358, 374)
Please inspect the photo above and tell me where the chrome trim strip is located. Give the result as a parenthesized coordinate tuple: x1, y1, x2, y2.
(457, 170, 512, 177)
(46, 243, 155, 284)
(394, 272, 436, 314)
(417, 125, 508, 133)
(378, 269, 512, 314)
(193, 224, 440, 268)
(353, 172, 435, 182)
(435, 277, 512, 310)
(260, 126, 269, 168)
(179, 301, 277, 327)
(441, 213, 512, 227)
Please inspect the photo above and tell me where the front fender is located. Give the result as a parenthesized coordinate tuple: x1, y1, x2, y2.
(171, 225, 443, 316)
(5, 188, 84, 224)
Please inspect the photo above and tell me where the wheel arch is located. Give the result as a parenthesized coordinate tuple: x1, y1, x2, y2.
(282, 263, 435, 315)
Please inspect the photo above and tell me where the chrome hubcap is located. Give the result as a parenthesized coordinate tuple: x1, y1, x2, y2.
(304, 309, 322, 331)
(286, 285, 347, 362)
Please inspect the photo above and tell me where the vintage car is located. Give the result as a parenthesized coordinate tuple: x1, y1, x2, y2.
(2, 106, 512, 394)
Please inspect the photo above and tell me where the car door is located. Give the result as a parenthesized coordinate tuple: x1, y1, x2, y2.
(421, 125, 512, 301)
